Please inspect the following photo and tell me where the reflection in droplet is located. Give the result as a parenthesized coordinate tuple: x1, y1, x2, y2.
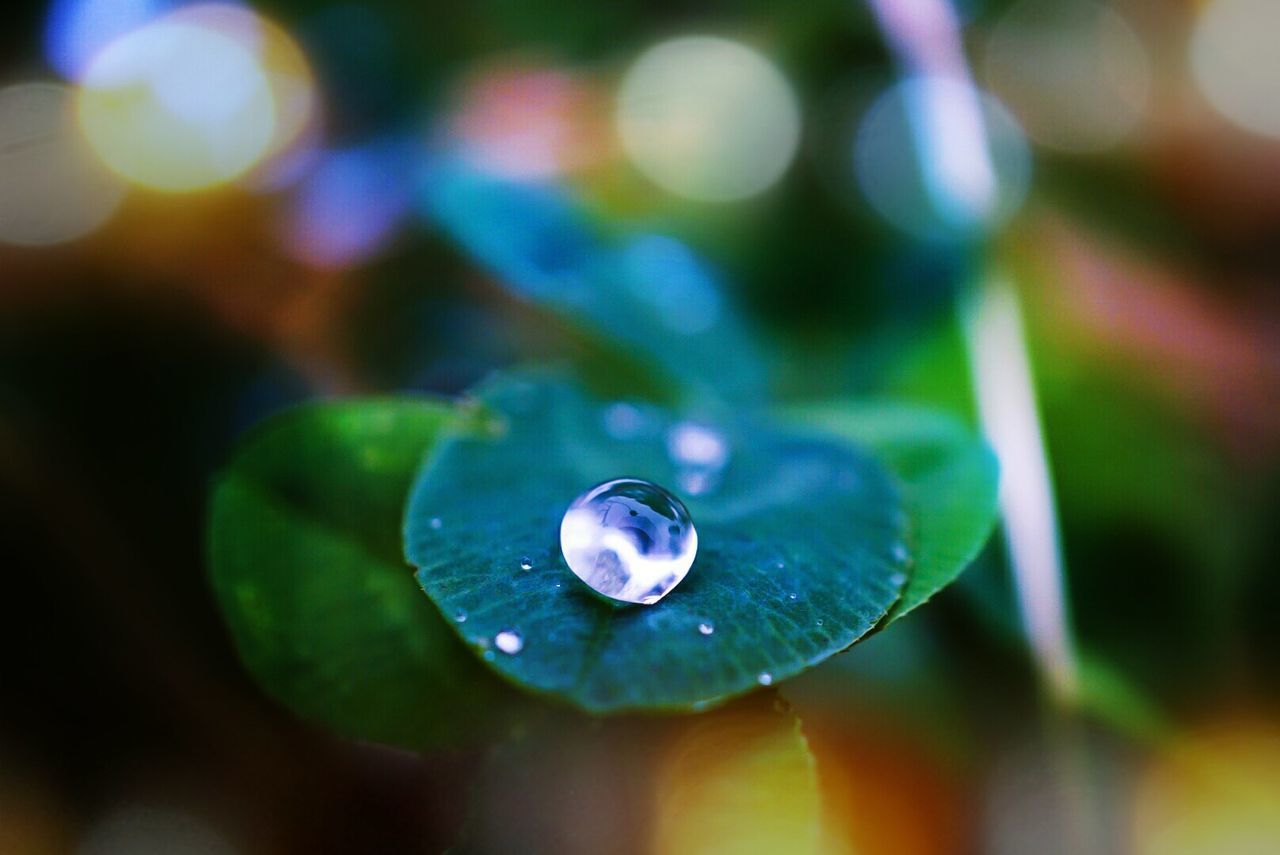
(0, 82, 126, 246)
(616, 35, 801, 202)
(560, 478, 697, 605)
(698, 622, 715, 636)
(757, 672, 773, 686)
(495, 630, 523, 654)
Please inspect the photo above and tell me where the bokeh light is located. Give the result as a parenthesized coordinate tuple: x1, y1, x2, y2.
(78, 804, 237, 855)
(1133, 721, 1280, 855)
(76, 12, 277, 191)
(854, 76, 1030, 241)
(277, 138, 412, 269)
(445, 59, 609, 181)
(615, 36, 800, 203)
(982, 0, 1150, 153)
(1190, 0, 1280, 139)
(43, 0, 172, 80)
(164, 4, 318, 183)
(0, 81, 126, 246)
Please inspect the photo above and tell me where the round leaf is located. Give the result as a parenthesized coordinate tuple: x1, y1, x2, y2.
(404, 371, 909, 713)
(207, 399, 505, 749)
(782, 402, 999, 623)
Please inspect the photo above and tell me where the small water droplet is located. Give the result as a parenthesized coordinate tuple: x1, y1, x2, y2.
(757, 672, 773, 686)
(788, 592, 797, 601)
(666, 421, 729, 469)
(560, 478, 697, 605)
(553, 581, 562, 589)
(892, 542, 909, 564)
(519, 556, 533, 571)
(677, 468, 717, 497)
(429, 517, 442, 530)
(890, 572, 908, 587)
(816, 619, 824, 626)
(483, 650, 495, 661)
(775, 560, 785, 570)
(698, 622, 714, 635)
(454, 610, 467, 623)
(495, 630, 524, 654)
(602, 402, 649, 440)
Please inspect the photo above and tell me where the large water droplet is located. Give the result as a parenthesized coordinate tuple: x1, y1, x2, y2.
(698, 622, 715, 635)
(757, 672, 773, 686)
(559, 477, 697, 605)
(495, 630, 523, 654)
(519, 555, 534, 571)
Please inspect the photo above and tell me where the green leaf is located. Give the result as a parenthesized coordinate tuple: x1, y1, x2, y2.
(404, 370, 909, 713)
(207, 399, 505, 749)
(422, 163, 766, 405)
(782, 402, 999, 624)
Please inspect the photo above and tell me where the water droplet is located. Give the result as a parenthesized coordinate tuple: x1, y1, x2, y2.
(560, 478, 698, 605)
(890, 572, 908, 588)
(677, 468, 717, 497)
(775, 560, 786, 570)
(495, 630, 524, 654)
(892, 542, 909, 564)
(429, 517, 443, 530)
(666, 421, 729, 469)
(602, 402, 649, 440)
(483, 650, 496, 661)
(519, 556, 533, 571)
(788, 592, 797, 600)
(757, 672, 773, 686)
(454, 610, 468, 623)
(816, 619, 824, 626)
(698, 622, 715, 635)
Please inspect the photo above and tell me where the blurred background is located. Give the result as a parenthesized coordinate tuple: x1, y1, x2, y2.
(3, 0, 1280, 852)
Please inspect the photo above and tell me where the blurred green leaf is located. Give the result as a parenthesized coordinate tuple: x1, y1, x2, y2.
(421, 163, 766, 405)
(207, 399, 505, 749)
(404, 369, 909, 713)
(783, 401, 999, 623)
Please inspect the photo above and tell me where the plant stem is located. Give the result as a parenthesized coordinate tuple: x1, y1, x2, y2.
(961, 274, 1079, 704)
(863, 0, 1081, 704)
